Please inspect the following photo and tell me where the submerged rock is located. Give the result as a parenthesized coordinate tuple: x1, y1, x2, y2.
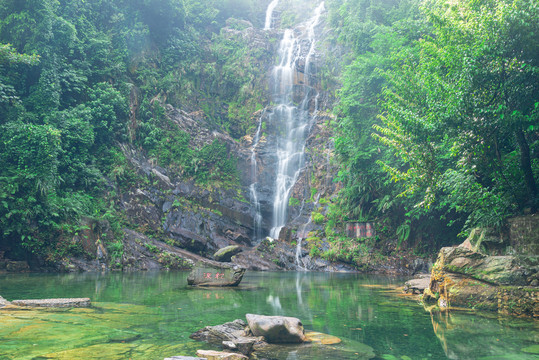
(253, 341, 375, 360)
(213, 245, 243, 262)
(304, 331, 341, 345)
(164, 357, 206, 360)
(187, 261, 245, 287)
(196, 350, 247, 360)
(246, 314, 306, 343)
(11, 298, 91, 308)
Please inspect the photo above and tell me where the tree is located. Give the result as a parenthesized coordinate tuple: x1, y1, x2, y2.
(375, 0, 539, 229)
(0, 43, 39, 105)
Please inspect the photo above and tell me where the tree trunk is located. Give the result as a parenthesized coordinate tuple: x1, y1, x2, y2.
(515, 127, 537, 207)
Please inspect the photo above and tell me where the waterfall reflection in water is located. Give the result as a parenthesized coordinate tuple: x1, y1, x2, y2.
(0, 271, 536, 359)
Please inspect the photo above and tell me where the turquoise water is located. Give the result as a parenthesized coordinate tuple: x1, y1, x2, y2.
(0, 271, 537, 359)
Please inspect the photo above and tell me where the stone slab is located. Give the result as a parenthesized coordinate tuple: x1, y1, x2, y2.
(187, 261, 245, 286)
(11, 298, 91, 308)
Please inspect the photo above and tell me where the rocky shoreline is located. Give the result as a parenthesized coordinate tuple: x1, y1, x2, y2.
(180, 314, 375, 360)
(402, 225, 539, 318)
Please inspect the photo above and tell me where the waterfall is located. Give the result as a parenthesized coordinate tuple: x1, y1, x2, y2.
(249, 117, 264, 242)
(268, 2, 326, 240)
(264, 0, 279, 30)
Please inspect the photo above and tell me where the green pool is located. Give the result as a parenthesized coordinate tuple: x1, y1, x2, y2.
(0, 271, 537, 359)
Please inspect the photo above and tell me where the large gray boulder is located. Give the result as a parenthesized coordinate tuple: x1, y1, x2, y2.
(404, 274, 430, 294)
(190, 319, 248, 343)
(213, 245, 242, 262)
(187, 261, 245, 286)
(245, 314, 306, 343)
(190, 319, 259, 356)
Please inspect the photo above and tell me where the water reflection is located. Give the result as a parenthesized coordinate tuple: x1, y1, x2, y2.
(0, 271, 536, 360)
(429, 309, 539, 359)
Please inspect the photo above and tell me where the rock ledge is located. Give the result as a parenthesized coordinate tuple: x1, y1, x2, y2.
(11, 298, 91, 308)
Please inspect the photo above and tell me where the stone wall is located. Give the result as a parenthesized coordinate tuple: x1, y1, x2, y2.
(508, 214, 539, 255)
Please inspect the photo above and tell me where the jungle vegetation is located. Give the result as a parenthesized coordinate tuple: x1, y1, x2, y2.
(327, 0, 538, 253)
(0, 0, 537, 263)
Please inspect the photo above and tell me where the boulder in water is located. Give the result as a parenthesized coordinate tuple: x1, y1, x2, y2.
(187, 261, 245, 287)
(404, 274, 430, 294)
(190, 319, 248, 343)
(246, 314, 306, 343)
(190, 319, 261, 356)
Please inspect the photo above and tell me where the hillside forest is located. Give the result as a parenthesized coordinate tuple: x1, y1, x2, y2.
(0, 0, 537, 268)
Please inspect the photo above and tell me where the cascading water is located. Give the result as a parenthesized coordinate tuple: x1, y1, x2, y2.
(264, 0, 279, 30)
(267, 2, 325, 240)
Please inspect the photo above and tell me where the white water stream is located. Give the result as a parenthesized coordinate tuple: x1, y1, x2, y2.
(249, 116, 264, 242)
(268, 2, 325, 240)
(264, 0, 280, 30)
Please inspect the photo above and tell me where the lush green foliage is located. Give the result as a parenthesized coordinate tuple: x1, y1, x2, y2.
(2, 0, 536, 263)
(327, 0, 538, 250)
(376, 0, 539, 229)
(0, 0, 264, 260)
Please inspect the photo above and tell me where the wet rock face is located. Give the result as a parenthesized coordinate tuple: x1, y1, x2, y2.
(119, 136, 255, 258)
(245, 314, 306, 343)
